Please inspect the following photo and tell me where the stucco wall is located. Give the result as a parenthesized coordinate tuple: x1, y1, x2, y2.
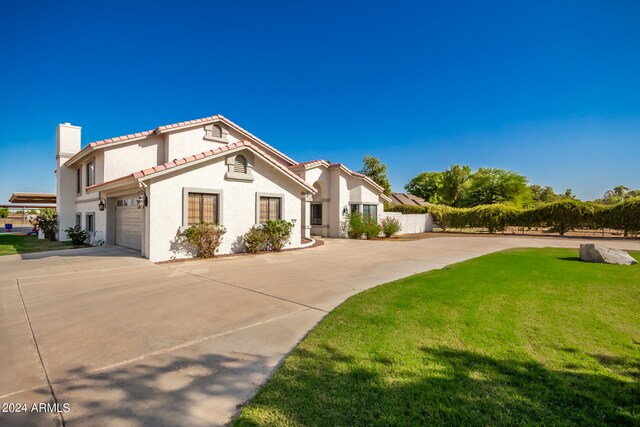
(147, 151, 304, 262)
(383, 212, 434, 234)
(103, 136, 163, 181)
(294, 166, 385, 238)
(165, 126, 243, 162)
(60, 151, 106, 240)
(329, 170, 384, 237)
(68, 200, 107, 244)
(302, 168, 331, 236)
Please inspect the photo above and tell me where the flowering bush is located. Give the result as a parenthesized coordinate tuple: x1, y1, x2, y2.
(32, 209, 58, 241)
(381, 217, 402, 237)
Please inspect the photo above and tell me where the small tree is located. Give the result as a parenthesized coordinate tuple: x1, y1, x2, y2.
(405, 172, 443, 203)
(458, 168, 531, 208)
(440, 164, 471, 206)
(184, 223, 226, 258)
(360, 155, 391, 196)
(0, 207, 8, 218)
(32, 209, 58, 241)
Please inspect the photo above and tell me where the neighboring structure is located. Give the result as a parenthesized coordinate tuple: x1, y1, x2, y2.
(1, 193, 57, 230)
(9, 192, 57, 205)
(385, 192, 434, 235)
(55, 115, 390, 261)
(388, 192, 431, 207)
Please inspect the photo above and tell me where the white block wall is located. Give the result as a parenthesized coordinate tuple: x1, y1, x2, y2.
(383, 212, 434, 235)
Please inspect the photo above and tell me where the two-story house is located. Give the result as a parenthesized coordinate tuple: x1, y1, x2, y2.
(55, 115, 390, 261)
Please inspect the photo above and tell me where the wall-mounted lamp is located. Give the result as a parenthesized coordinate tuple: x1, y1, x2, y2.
(137, 190, 147, 209)
(98, 197, 106, 211)
(291, 218, 297, 224)
(342, 206, 349, 215)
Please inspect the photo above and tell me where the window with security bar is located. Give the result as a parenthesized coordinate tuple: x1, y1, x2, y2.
(188, 193, 219, 225)
(260, 197, 281, 223)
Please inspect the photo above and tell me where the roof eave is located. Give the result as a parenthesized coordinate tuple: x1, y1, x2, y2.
(85, 176, 138, 194)
(135, 144, 315, 193)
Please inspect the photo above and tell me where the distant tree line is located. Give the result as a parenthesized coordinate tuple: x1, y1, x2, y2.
(386, 198, 640, 237)
(355, 156, 638, 237)
(355, 155, 637, 209)
(404, 164, 581, 208)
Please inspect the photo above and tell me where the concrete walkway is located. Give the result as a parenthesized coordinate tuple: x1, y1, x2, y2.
(1, 237, 638, 426)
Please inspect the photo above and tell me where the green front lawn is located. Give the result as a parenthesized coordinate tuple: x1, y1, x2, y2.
(0, 234, 77, 256)
(235, 248, 640, 426)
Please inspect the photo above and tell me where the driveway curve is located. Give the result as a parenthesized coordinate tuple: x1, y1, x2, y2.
(1, 236, 639, 426)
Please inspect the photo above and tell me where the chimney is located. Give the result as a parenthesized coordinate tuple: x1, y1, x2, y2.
(56, 123, 82, 240)
(56, 122, 81, 164)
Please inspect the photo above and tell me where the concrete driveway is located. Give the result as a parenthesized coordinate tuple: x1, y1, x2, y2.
(1, 237, 639, 426)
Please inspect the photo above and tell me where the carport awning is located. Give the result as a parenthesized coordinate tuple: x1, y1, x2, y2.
(8, 192, 56, 204)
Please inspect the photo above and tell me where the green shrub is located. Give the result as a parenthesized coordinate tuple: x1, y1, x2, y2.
(532, 200, 596, 236)
(381, 217, 402, 237)
(262, 219, 294, 251)
(378, 199, 639, 237)
(243, 226, 269, 253)
(362, 215, 382, 239)
(184, 223, 226, 258)
(346, 212, 365, 239)
(344, 212, 381, 239)
(467, 204, 520, 233)
(65, 225, 88, 245)
(0, 207, 8, 218)
(384, 204, 428, 214)
(32, 209, 58, 241)
(602, 197, 640, 236)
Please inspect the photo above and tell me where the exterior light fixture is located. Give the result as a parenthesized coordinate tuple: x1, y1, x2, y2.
(98, 197, 106, 211)
(137, 190, 147, 209)
(291, 218, 297, 224)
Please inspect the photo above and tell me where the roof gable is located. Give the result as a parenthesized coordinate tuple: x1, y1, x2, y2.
(86, 141, 315, 193)
(289, 160, 392, 203)
(67, 115, 296, 167)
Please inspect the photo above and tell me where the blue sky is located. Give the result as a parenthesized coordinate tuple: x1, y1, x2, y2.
(1, 0, 639, 203)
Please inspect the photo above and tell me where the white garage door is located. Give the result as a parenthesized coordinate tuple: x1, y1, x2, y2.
(116, 197, 142, 251)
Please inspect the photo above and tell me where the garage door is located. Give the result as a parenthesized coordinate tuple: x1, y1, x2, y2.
(116, 197, 142, 251)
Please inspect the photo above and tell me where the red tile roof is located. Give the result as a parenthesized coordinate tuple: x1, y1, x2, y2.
(86, 141, 314, 193)
(155, 115, 224, 132)
(289, 159, 391, 200)
(289, 159, 329, 169)
(89, 130, 154, 147)
(75, 114, 296, 166)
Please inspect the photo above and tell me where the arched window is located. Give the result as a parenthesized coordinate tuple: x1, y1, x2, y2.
(234, 155, 247, 174)
(205, 124, 223, 139)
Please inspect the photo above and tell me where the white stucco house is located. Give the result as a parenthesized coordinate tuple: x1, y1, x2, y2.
(55, 115, 391, 261)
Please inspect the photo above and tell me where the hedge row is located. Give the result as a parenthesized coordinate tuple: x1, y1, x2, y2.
(385, 198, 640, 236)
